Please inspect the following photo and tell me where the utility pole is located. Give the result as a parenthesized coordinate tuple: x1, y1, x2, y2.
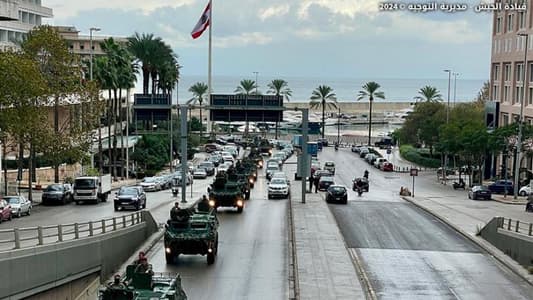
(444, 69, 452, 185)
(180, 105, 188, 203)
(515, 33, 529, 199)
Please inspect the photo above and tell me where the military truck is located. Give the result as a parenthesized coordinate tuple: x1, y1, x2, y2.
(99, 264, 187, 300)
(164, 209, 219, 265)
(208, 172, 245, 213)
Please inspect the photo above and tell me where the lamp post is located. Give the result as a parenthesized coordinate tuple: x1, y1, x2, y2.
(443, 69, 452, 184)
(89, 27, 100, 81)
(337, 107, 341, 145)
(253, 72, 259, 94)
(453, 72, 459, 106)
(514, 32, 529, 199)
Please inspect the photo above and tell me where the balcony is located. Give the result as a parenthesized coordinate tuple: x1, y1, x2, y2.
(0, 0, 19, 21)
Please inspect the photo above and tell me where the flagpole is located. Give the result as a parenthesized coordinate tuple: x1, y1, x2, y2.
(207, 0, 212, 136)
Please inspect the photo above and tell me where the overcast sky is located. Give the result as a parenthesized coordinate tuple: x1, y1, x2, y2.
(44, 0, 492, 80)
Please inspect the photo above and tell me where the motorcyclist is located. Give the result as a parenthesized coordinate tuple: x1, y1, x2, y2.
(363, 170, 369, 179)
(354, 178, 364, 195)
(334, 142, 339, 151)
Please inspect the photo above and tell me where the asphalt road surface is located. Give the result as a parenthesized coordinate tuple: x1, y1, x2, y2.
(320, 147, 533, 299)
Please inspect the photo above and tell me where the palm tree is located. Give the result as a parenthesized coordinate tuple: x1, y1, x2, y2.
(357, 81, 385, 145)
(414, 86, 442, 103)
(187, 82, 209, 139)
(235, 79, 257, 136)
(310, 85, 337, 139)
(267, 79, 292, 138)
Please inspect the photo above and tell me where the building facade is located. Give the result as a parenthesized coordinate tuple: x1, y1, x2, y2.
(0, 0, 52, 51)
(489, 0, 533, 179)
(55, 26, 128, 58)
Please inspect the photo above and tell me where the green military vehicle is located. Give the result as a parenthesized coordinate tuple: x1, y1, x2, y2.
(208, 172, 245, 213)
(99, 264, 187, 300)
(164, 209, 219, 265)
(235, 160, 257, 189)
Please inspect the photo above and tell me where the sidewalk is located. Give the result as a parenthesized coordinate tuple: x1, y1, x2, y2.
(290, 179, 365, 299)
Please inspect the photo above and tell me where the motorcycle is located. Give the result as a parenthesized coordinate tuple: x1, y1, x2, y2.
(335, 144, 339, 151)
(452, 180, 466, 190)
(356, 187, 363, 197)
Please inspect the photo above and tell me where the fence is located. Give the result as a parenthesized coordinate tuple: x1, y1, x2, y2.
(0, 211, 143, 251)
(498, 217, 533, 237)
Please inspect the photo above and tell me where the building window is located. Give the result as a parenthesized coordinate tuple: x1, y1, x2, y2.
(502, 113, 509, 126)
(504, 64, 512, 81)
(519, 12, 526, 29)
(504, 86, 510, 102)
(529, 87, 533, 104)
(493, 85, 500, 101)
(516, 63, 524, 81)
(496, 17, 502, 33)
(80, 44, 85, 50)
(516, 86, 523, 104)
(508, 14, 514, 32)
(493, 64, 500, 81)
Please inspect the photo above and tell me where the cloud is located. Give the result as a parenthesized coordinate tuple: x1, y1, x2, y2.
(297, 0, 381, 19)
(214, 32, 274, 48)
(259, 4, 290, 21)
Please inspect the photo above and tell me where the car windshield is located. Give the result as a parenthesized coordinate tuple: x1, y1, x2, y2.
(45, 184, 64, 192)
(476, 186, 489, 191)
(267, 166, 279, 171)
(5, 197, 20, 204)
(74, 179, 95, 188)
(271, 178, 286, 185)
(119, 187, 138, 195)
(321, 176, 334, 182)
(329, 186, 346, 193)
(200, 163, 212, 168)
(143, 178, 156, 183)
(325, 162, 334, 167)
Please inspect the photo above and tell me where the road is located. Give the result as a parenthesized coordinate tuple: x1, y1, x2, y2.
(0, 151, 289, 300)
(320, 147, 533, 299)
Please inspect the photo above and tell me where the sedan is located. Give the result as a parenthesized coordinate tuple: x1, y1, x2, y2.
(0, 199, 12, 223)
(318, 176, 335, 191)
(468, 185, 492, 200)
(193, 168, 208, 179)
(114, 186, 147, 211)
(326, 185, 348, 204)
(519, 185, 530, 196)
(4, 195, 32, 217)
(488, 180, 514, 194)
(140, 177, 161, 192)
(198, 162, 216, 176)
(352, 177, 369, 192)
(42, 183, 73, 205)
(381, 162, 394, 172)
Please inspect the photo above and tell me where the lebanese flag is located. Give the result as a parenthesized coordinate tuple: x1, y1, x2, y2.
(191, 1, 211, 39)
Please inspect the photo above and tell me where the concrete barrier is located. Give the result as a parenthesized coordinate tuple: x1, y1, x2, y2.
(480, 217, 533, 269)
(0, 211, 158, 299)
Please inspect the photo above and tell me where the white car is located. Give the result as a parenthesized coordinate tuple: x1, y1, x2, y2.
(268, 177, 290, 199)
(193, 168, 208, 179)
(140, 177, 161, 191)
(374, 158, 387, 169)
(519, 185, 530, 196)
(4, 195, 32, 218)
(222, 155, 235, 165)
(323, 161, 336, 175)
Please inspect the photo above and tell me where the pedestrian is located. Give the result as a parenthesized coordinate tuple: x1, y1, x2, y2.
(313, 175, 320, 193)
(308, 176, 313, 192)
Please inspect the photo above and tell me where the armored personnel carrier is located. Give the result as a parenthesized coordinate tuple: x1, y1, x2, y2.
(208, 172, 245, 213)
(164, 209, 219, 265)
(99, 264, 187, 300)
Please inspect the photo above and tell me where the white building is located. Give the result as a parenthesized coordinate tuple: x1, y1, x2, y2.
(0, 0, 53, 51)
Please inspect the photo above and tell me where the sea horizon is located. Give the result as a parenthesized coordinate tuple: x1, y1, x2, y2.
(171, 75, 487, 104)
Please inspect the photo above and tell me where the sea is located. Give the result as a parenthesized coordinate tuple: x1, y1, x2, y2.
(172, 75, 487, 104)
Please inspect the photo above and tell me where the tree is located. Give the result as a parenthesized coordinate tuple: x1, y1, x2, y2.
(0, 51, 48, 200)
(235, 79, 257, 95)
(474, 80, 490, 108)
(357, 81, 385, 145)
(309, 85, 337, 139)
(414, 86, 443, 103)
(22, 25, 103, 183)
(398, 102, 445, 155)
(188, 82, 208, 139)
(127, 32, 158, 94)
(267, 79, 292, 138)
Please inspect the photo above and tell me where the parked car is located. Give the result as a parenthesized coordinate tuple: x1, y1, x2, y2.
(0, 199, 12, 223)
(359, 147, 369, 158)
(468, 185, 492, 200)
(173, 171, 193, 185)
(488, 180, 514, 194)
(323, 161, 336, 175)
(326, 185, 348, 204)
(313, 170, 333, 180)
(374, 158, 387, 169)
(4, 195, 32, 217)
(193, 168, 208, 179)
(381, 162, 394, 172)
(437, 167, 455, 177)
(140, 177, 162, 192)
(268, 177, 290, 199)
(318, 176, 335, 191)
(351, 145, 361, 153)
(42, 183, 74, 205)
(365, 153, 377, 165)
(114, 186, 146, 211)
(352, 177, 369, 192)
(519, 185, 531, 196)
(317, 138, 329, 147)
(198, 161, 216, 176)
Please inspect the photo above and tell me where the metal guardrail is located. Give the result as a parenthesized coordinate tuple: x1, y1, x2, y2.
(0, 212, 144, 250)
(498, 217, 533, 237)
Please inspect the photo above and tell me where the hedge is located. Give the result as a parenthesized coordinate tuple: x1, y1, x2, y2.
(399, 145, 441, 168)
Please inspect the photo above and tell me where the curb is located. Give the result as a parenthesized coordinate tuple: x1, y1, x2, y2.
(401, 196, 533, 287)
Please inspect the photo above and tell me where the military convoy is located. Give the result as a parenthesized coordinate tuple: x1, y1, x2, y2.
(164, 209, 220, 265)
(99, 263, 187, 300)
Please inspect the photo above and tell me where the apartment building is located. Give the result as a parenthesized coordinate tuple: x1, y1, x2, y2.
(0, 0, 52, 51)
(55, 25, 128, 58)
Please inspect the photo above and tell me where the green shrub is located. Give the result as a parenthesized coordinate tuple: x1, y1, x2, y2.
(400, 145, 441, 168)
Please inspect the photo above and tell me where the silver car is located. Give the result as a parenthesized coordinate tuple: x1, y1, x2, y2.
(4, 195, 32, 218)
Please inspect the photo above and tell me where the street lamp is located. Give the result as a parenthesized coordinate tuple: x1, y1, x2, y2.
(443, 69, 452, 184)
(253, 72, 259, 94)
(89, 27, 101, 81)
(337, 107, 341, 145)
(453, 72, 459, 106)
(514, 32, 529, 199)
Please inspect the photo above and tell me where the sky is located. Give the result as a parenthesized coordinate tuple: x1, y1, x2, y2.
(43, 0, 493, 81)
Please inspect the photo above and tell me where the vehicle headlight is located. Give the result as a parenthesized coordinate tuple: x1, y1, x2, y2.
(209, 200, 216, 207)
(132, 197, 138, 201)
(165, 247, 171, 254)
(237, 200, 244, 207)
(249, 179, 254, 184)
